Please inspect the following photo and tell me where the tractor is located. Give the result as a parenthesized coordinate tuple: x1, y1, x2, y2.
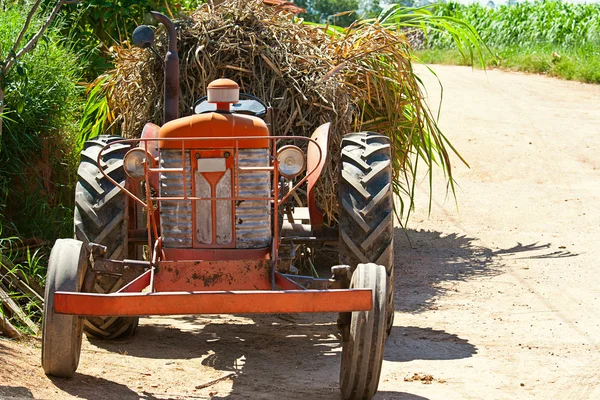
(41, 11, 394, 400)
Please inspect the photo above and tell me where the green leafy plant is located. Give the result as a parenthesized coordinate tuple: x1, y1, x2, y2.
(78, 75, 114, 146)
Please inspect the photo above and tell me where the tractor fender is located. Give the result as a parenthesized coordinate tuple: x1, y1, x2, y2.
(307, 122, 330, 232)
(139, 122, 160, 191)
(139, 122, 160, 158)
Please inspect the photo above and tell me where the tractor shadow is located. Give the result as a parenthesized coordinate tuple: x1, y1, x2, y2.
(49, 374, 156, 400)
(0, 386, 34, 399)
(89, 313, 471, 399)
(394, 228, 577, 313)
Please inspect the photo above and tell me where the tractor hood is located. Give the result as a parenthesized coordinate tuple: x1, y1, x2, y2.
(158, 112, 269, 149)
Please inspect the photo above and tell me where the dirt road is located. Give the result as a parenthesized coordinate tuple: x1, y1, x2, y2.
(2, 64, 600, 399)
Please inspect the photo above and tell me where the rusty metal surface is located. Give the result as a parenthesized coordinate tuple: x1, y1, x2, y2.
(116, 269, 152, 293)
(162, 247, 269, 261)
(53, 288, 373, 316)
(91, 259, 150, 275)
(190, 149, 236, 248)
(154, 259, 271, 291)
(97, 136, 323, 262)
(128, 228, 150, 243)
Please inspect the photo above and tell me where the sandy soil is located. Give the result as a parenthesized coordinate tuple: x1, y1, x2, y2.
(2, 64, 600, 399)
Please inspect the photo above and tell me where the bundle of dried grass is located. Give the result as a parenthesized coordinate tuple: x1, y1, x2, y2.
(101, 0, 458, 221)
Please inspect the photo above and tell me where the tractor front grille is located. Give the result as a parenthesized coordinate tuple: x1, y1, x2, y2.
(159, 148, 271, 249)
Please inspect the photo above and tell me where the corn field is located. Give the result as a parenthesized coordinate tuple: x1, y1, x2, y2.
(428, 0, 600, 48)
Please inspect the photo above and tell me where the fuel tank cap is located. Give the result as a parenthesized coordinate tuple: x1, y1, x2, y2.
(207, 78, 240, 104)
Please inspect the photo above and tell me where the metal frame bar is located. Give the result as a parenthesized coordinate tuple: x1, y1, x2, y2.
(54, 288, 372, 316)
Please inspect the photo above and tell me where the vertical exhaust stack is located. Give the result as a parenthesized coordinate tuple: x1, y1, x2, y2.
(151, 12, 179, 124)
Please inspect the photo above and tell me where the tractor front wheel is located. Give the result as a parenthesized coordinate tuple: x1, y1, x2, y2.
(339, 263, 387, 400)
(42, 239, 87, 378)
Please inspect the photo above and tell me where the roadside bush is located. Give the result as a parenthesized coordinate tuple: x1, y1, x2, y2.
(0, 8, 82, 242)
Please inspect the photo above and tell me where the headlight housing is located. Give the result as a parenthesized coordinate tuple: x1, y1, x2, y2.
(277, 145, 305, 179)
(123, 148, 150, 179)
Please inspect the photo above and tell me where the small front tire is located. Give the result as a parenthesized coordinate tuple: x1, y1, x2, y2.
(339, 263, 387, 400)
(41, 239, 87, 378)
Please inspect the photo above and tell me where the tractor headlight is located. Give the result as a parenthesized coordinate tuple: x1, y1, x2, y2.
(277, 145, 305, 178)
(123, 148, 149, 179)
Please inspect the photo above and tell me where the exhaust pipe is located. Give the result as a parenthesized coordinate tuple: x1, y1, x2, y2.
(151, 12, 179, 123)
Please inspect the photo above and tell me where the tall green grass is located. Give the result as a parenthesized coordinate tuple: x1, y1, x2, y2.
(1, 9, 82, 251)
(421, 1, 600, 83)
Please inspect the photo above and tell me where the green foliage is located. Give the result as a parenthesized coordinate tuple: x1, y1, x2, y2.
(59, 0, 174, 78)
(375, 4, 490, 67)
(78, 76, 113, 146)
(428, 1, 600, 48)
(422, 1, 600, 84)
(307, 5, 487, 217)
(296, 0, 361, 26)
(64, 0, 172, 46)
(0, 7, 81, 241)
(418, 43, 600, 84)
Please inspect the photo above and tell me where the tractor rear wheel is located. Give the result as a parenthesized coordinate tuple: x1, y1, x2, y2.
(74, 135, 139, 339)
(339, 263, 387, 400)
(42, 239, 87, 378)
(339, 132, 395, 334)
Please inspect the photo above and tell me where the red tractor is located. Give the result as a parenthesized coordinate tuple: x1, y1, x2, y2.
(42, 12, 394, 400)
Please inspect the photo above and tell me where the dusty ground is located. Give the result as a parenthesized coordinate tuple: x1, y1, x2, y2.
(2, 64, 600, 399)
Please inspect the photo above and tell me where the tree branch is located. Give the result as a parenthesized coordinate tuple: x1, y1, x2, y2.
(5, 0, 76, 71)
(6, 0, 44, 67)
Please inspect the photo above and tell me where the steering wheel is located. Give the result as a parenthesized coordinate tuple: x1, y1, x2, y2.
(193, 93, 268, 118)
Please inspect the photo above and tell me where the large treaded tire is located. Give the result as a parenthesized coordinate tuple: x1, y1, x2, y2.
(74, 135, 139, 340)
(339, 263, 387, 400)
(339, 132, 395, 334)
(42, 239, 86, 378)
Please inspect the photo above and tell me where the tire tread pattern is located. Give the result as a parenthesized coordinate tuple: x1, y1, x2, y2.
(74, 135, 138, 340)
(338, 132, 395, 334)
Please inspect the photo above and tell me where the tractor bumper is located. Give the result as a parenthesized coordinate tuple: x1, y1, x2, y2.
(53, 288, 372, 316)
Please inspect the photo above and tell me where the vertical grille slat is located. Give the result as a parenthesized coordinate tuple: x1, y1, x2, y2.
(236, 148, 271, 248)
(160, 150, 193, 248)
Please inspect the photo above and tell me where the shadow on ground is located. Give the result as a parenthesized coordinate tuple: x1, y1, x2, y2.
(0, 386, 34, 399)
(49, 374, 160, 400)
(375, 393, 430, 400)
(88, 313, 472, 399)
(385, 326, 476, 362)
(394, 228, 576, 313)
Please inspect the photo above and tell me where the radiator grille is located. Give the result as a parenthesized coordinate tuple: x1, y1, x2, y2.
(159, 148, 271, 249)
